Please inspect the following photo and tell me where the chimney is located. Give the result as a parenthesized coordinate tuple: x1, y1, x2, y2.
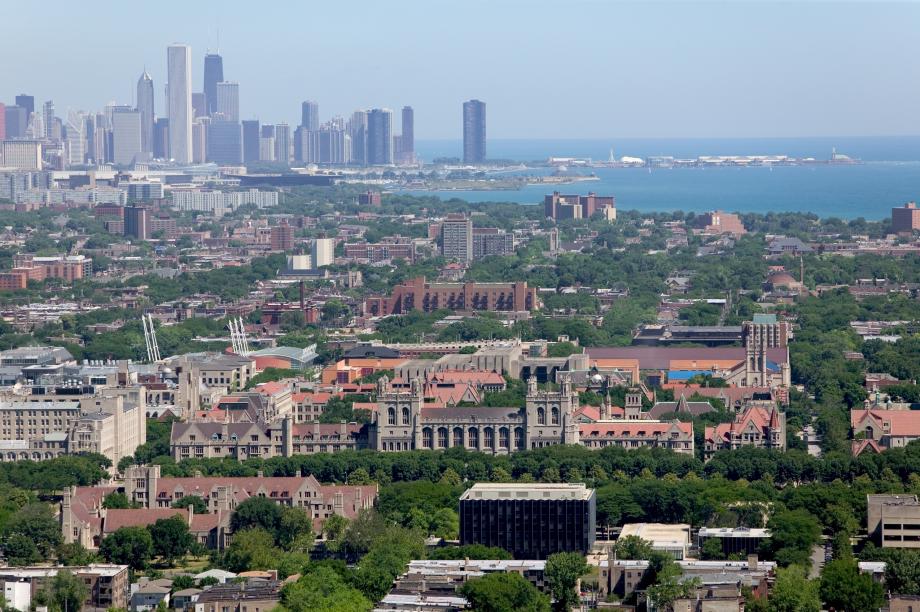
(747, 554, 758, 571)
(257, 470, 264, 478)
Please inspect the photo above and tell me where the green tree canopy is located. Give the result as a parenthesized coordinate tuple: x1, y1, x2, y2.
(99, 526, 153, 570)
(459, 572, 551, 612)
(545, 552, 588, 612)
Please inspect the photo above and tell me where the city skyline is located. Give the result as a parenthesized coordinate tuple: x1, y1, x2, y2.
(2, 1, 918, 140)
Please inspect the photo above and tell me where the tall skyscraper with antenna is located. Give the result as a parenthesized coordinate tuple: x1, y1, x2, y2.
(137, 70, 155, 155)
(167, 43, 193, 164)
(203, 53, 224, 116)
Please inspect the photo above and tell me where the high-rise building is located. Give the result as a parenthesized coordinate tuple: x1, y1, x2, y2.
(203, 53, 224, 116)
(275, 123, 291, 164)
(366, 108, 393, 166)
(394, 106, 415, 165)
(298, 123, 349, 165)
(242, 120, 260, 164)
(311, 237, 334, 268)
(136, 71, 155, 155)
(215, 82, 239, 122)
(14, 95, 34, 119)
(42, 100, 55, 140)
(1, 141, 42, 170)
(0, 103, 5, 141)
(301, 100, 319, 131)
(192, 118, 208, 163)
(111, 107, 142, 166)
(192, 93, 207, 119)
(64, 113, 86, 168)
(124, 206, 149, 240)
(270, 221, 293, 251)
(5, 106, 28, 139)
(348, 111, 368, 166)
(462, 99, 486, 164)
(440, 213, 473, 262)
(207, 121, 242, 165)
(167, 44, 193, 164)
(153, 118, 169, 160)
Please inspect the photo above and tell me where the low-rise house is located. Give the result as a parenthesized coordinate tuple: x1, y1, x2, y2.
(704, 404, 785, 459)
(852, 409, 920, 455)
(193, 579, 282, 612)
(0, 565, 129, 611)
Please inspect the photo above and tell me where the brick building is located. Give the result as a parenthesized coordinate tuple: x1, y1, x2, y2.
(892, 202, 920, 233)
(544, 191, 615, 220)
(364, 276, 538, 315)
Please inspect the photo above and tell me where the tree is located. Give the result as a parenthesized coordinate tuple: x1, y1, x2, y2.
(459, 572, 551, 612)
(170, 575, 196, 593)
(343, 509, 389, 559)
(439, 467, 463, 486)
(322, 514, 349, 554)
(221, 527, 280, 573)
(766, 509, 821, 567)
(1, 503, 62, 564)
(149, 514, 194, 566)
(278, 507, 314, 552)
(172, 495, 209, 514)
(35, 570, 88, 612)
(884, 548, 920, 595)
(57, 542, 97, 566)
(700, 538, 724, 560)
(99, 526, 153, 570)
(820, 557, 885, 612)
(280, 566, 372, 612)
(230, 497, 283, 539)
(768, 566, 820, 612)
(102, 492, 134, 509)
(545, 552, 588, 612)
(430, 508, 459, 540)
(347, 467, 374, 485)
(612, 535, 654, 560)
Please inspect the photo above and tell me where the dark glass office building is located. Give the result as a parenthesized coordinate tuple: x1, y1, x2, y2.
(203, 53, 224, 116)
(242, 120, 261, 164)
(462, 99, 486, 164)
(459, 483, 596, 559)
(207, 121, 243, 165)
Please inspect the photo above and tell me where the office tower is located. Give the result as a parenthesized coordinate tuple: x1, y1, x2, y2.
(215, 82, 239, 122)
(270, 221, 293, 251)
(167, 43, 193, 164)
(261, 124, 276, 139)
(274, 123, 291, 164)
(42, 100, 55, 140)
(259, 136, 275, 161)
(0, 103, 5, 141)
(440, 213, 473, 262)
(64, 113, 86, 168)
(366, 108, 393, 165)
(203, 53, 224, 116)
(459, 483, 596, 559)
(462, 99, 486, 164)
(348, 110, 368, 166)
(192, 93, 207, 119)
(207, 120, 242, 165)
(241, 120, 260, 163)
(301, 100, 319, 130)
(124, 206, 149, 240)
(27, 112, 43, 140)
(312, 237, 334, 268)
(85, 114, 103, 164)
(299, 124, 350, 165)
(14, 95, 34, 119)
(111, 107, 142, 166)
(153, 118, 169, 159)
(5, 106, 28, 139)
(192, 118, 208, 163)
(397, 106, 415, 165)
(2, 141, 42, 170)
(136, 71, 155, 155)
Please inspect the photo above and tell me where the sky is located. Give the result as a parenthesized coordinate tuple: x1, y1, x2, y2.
(1, 0, 918, 140)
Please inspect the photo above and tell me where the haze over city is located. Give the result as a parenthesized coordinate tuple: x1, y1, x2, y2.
(3, 0, 919, 139)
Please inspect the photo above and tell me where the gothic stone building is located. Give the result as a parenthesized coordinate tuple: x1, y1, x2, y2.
(369, 376, 580, 454)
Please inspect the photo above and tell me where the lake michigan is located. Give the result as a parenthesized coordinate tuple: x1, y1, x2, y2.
(410, 136, 920, 220)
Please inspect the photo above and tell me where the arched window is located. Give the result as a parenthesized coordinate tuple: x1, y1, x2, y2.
(468, 428, 479, 448)
(402, 406, 411, 425)
(551, 406, 560, 425)
(422, 428, 433, 449)
(438, 427, 449, 448)
(538, 407, 546, 425)
(484, 427, 494, 450)
(387, 407, 396, 425)
(499, 427, 510, 449)
(514, 427, 525, 449)
(453, 427, 464, 447)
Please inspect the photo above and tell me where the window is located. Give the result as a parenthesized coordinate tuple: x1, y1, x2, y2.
(453, 427, 464, 447)
(422, 428, 433, 449)
(468, 428, 479, 448)
(499, 427, 510, 448)
(387, 407, 396, 425)
(438, 427, 448, 448)
(538, 407, 546, 425)
(551, 406, 560, 425)
(402, 407, 411, 425)
(484, 427, 494, 449)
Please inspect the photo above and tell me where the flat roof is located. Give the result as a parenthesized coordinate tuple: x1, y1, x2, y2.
(460, 483, 594, 501)
(620, 523, 691, 546)
(698, 527, 771, 538)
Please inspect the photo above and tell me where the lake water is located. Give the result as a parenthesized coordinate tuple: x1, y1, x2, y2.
(409, 137, 920, 219)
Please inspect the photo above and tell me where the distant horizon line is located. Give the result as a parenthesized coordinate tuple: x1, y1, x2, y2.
(415, 134, 920, 142)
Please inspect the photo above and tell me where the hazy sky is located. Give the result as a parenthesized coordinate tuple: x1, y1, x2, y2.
(2, 0, 918, 139)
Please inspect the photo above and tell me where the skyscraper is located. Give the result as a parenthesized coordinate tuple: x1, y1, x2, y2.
(167, 44, 193, 164)
(14, 95, 34, 119)
(440, 213, 473, 262)
(397, 105, 415, 165)
(4, 106, 27, 139)
(203, 53, 224, 116)
(215, 82, 239, 122)
(192, 93, 207, 119)
(462, 99, 486, 164)
(42, 100, 55, 140)
(301, 100, 319, 131)
(242, 120, 261, 164)
(136, 70, 155, 155)
(153, 118, 169, 160)
(366, 108, 393, 166)
(64, 113, 86, 168)
(192, 118, 208, 163)
(275, 123, 291, 164)
(207, 121, 243, 165)
(348, 111, 368, 166)
(111, 106, 142, 166)
(0, 104, 5, 141)
(124, 206, 149, 240)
